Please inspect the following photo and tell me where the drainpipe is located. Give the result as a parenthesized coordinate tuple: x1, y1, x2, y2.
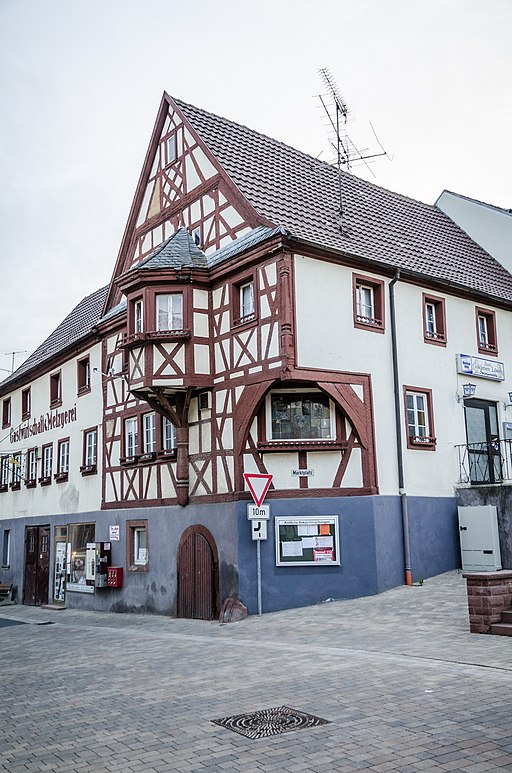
(389, 271, 413, 586)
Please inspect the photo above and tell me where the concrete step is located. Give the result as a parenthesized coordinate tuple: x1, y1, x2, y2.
(490, 623, 512, 636)
(501, 610, 512, 623)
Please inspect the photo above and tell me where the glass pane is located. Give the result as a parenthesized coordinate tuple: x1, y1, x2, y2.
(271, 392, 331, 440)
(465, 406, 487, 445)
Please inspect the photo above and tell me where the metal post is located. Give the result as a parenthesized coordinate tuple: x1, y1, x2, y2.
(256, 539, 262, 615)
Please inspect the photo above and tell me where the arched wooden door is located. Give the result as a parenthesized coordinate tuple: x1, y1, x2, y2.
(177, 526, 219, 620)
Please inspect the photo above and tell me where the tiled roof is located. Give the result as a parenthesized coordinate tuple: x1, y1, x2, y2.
(135, 227, 208, 271)
(207, 225, 285, 268)
(175, 98, 512, 302)
(0, 286, 108, 391)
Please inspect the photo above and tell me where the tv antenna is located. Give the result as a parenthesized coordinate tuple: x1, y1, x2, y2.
(2, 350, 27, 374)
(318, 67, 389, 233)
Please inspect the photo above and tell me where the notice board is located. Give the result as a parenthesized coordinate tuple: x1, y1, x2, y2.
(275, 516, 340, 566)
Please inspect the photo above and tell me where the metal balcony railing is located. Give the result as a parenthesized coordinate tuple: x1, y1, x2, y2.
(455, 439, 512, 485)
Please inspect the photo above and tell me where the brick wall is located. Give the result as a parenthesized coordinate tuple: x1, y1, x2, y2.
(463, 571, 512, 633)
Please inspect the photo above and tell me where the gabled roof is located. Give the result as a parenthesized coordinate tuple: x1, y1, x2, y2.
(133, 227, 208, 272)
(435, 189, 512, 216)
(0, 286, 108, 392)
(174, 97, 512, 302)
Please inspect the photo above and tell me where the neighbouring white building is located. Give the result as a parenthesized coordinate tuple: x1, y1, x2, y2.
(1, 93, 511, 617)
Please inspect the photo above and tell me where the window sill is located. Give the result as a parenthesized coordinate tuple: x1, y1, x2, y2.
(232, 313, 258, 330)
(80, 465, 97, 476)
(77, 385, 91, 397)
(25, 480, 37, 489)
(39, 477, 52, 486)
(258, 440, 346, 452)
(127, 564, 149, 573)
(21, 412, 31, 421)
(9, 483, 21, 491)
(1, 423, 10, 430)
(158, 449, 177, 459)
(54, 472, 69, 483)
(424, 332, 446, 346)
(123, 330, 190, 347)
(50, 399, 62, 409)
(139, 452, 156, 463)
(120, 456, 139, 466)
(354, 317, 384, 334)
(407, 435, 437, 450)
(478, 345, 498, 357)
(0, 485, 7, 493)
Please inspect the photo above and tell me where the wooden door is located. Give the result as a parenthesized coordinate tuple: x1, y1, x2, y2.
(24, 525, 50, 606)
(177, 526, 218, 620)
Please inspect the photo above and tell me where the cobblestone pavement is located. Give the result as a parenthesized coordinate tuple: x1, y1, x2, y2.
(2, 571, 512, 772)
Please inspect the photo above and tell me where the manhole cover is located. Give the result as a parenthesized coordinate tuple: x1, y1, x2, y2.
(211, 705, 330, 739)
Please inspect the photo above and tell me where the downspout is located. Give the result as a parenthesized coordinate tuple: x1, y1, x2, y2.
(389, 271, 413, 586)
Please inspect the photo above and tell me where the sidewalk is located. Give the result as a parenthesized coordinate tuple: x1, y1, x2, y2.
(1, 571, 512, 772)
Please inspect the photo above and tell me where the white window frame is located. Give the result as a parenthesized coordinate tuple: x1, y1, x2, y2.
(425, 302, 437, 336)
(166, 135, 177, 165)
(10, 453, 21, 485)
(85, 429, 97, 467)
(125, 417, 139, 458)
(134, 299, 143, 334)
(240, 281, 255, 319)
(134, 526, 148, 566)
(156, 293, 183, 331)
(58, 440, 70, 474)
(478, 314, 488, 347)
(143, 413, 156, 453)
(406, 391, 430, 439)
(266, 389, 335, 442)
(27, 449, 37, 481)
(42, 445, 53, 478)
(356, 284, 374, 321)
(0, 457, 9, 486)
(162, 416, 176, 451)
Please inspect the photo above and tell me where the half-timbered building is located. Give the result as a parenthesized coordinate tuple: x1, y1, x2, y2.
(2, 93, 512, 617)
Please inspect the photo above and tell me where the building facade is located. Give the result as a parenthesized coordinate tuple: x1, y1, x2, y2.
(1, 93, 512, 617)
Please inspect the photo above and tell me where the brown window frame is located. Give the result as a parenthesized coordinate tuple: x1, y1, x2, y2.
(423, 293, 447, 346)
(353, 274, 385, 333)
(403, 386, 436, 451)
(126, 520, 149, 572)
(2, 397, 11, 429)
(77, 356, 91, 396)
(476, 307, 498, 356)
(21, 387, 31, 420)
(50, 371, 62, 408)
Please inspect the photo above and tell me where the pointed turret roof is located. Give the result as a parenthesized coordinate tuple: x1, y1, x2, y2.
(134, 227, 207, 272)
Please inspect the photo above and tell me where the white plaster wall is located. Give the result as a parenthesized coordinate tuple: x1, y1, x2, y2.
(294, 254, 512, 498)
(0, 343, 103, 519)
(436, 192, 512, 272)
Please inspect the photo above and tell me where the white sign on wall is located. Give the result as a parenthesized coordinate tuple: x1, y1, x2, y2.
(457, 353, 505, 381)
(109, 525, 120, 541)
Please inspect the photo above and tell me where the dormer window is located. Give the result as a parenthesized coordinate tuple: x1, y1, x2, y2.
(134, 299, 144, 333)
(156, 293, 183, 331)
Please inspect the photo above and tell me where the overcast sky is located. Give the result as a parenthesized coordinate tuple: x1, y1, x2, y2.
(1, 0, 511, 377)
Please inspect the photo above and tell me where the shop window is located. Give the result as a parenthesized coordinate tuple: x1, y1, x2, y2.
(404, 387, 436, 450)
(423, 293, 446, 345)
(266, 390, 335, 441)
(66, 523, 95, 591)
(40, 443, 53, 485)
(161, 416, 176, 456)
(127, 520, 148, 571)
(77, 356, 91, 395)
(353, 274, 385, 332)
(156, 293, 183, 331)
(2, 397, 11, 428)
(10, 452, 21, 490)
(2, 529, 10, 567)
(55, 439, 70, 482)
(0, 456, 9, 491)
(50, 371, 62, 407)
(476, 307, 497, 356)
(21, 387, 31, 420)
(142, 412, 156, 458)
(81, 428, 98, 475)
(26, 448, 37, 487)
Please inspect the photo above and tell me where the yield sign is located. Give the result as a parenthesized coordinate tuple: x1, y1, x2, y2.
(243, 472, 273, 507)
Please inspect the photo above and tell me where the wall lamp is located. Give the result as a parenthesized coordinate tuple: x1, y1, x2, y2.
(503, 391, 512, 410)
(457, 383, 477, 403)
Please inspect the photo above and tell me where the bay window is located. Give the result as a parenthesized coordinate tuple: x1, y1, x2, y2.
(267, 390, 335, 441)
(156, 293, 183, 331)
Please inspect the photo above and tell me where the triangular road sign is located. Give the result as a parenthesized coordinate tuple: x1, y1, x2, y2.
(243, 472, 273, 507)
